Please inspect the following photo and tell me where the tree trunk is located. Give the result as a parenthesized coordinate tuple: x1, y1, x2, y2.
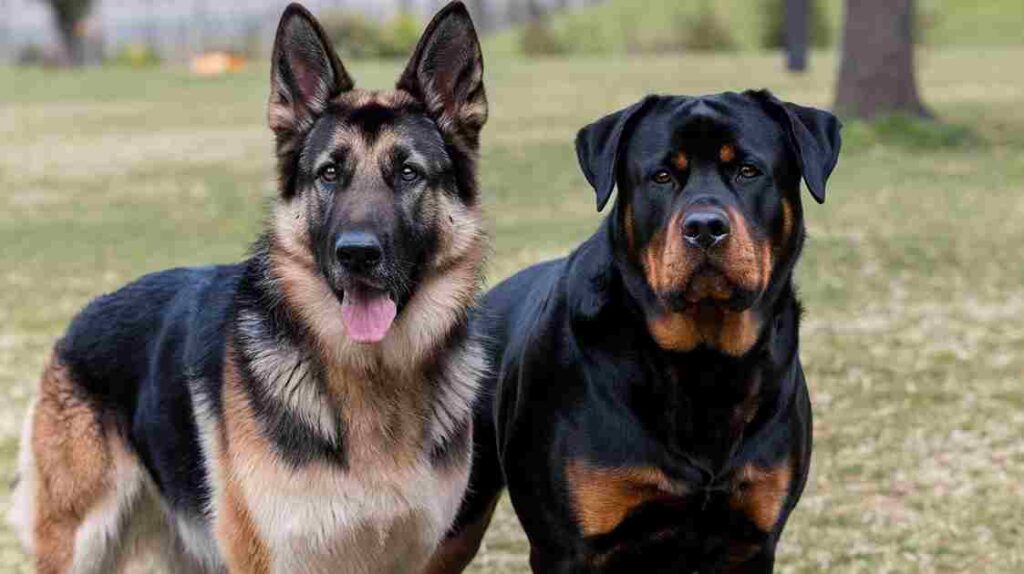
(46, 0, 94, 67)
(834, 0, 929, 119)
(55, 17, 84, 66)
(784, 0, 808, 72)
(526, 0, 544, 22)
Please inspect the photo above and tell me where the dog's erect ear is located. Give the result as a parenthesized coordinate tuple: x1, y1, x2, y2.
(397, 1, 487, 141)
(269, 3, 353, 135)
(749, 89, 841, 204)
(575, 97, 655, 212)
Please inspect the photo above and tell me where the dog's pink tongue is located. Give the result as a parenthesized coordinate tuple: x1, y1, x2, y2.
(341, 290, 397, 343)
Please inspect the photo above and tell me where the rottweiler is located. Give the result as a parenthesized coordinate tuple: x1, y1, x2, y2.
(9, 3, 491, 572)
(428, 91, 841, 573)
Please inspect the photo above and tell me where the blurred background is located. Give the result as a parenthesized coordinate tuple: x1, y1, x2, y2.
(1, 0, 1023, 572)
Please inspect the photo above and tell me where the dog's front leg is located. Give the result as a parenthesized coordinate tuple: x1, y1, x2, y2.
(214, 482, 271, 574)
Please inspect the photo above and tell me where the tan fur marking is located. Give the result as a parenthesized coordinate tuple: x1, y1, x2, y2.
(332, 89, 374, 109)
(780, 198, 794, 246)
(673, 151, 689, 171)
(719, 144, 736, 163)
(717, 309, 760, 357)
(730, 460, 792, 532)
(686, 271, 735, 302)
(566, 460, 685, 537)
(326, 360, 428, 469)
(422, 496, 499, 574)
(719, 207, 768, 294)
(642, 232, 664, 294)
(648, 308, 760, 357)
(425, 193, 486, 278)
(217, 345, 274, 574)
(760, 240, 773, 292)
(28, 357, 114, 574)
(218, 480, 271, 574)
(648, 311, 703, 353)
(641, 213, 701, 297)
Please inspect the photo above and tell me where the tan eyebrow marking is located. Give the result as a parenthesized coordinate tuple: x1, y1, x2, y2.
(719, 144, 736, 163)
(673, 151, 689, 171)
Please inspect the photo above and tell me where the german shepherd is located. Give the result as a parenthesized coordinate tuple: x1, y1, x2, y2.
(7, 2, 489, 572)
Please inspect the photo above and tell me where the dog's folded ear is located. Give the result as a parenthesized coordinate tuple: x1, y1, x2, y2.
(749, 90, 841, 204)
(397, 1, 487, 143)
(269, 3, 353, 135)
(575, 97, 656, 212)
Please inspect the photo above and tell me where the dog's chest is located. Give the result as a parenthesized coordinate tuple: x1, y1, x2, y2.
(220, 324, 483, 571)
(243, 455, 470, 574)
(565, 454, 792, 542)
(564, 404, 792, 541)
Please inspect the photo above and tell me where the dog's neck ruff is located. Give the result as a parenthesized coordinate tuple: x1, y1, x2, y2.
(228, 237, 484, 469)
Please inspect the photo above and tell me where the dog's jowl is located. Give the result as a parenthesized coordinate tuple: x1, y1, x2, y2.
(440, 92, 841, 573)
(7, 2, 488, 573)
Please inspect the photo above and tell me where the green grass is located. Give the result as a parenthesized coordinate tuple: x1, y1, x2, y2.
(3, 47, 1024, 572)
(841, 114, 980, 151)
(919, 0, 1024, 47)
(484, 0, 1024, 56)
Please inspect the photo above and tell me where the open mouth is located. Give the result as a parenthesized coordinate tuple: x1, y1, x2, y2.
(340, 282, 397, 343)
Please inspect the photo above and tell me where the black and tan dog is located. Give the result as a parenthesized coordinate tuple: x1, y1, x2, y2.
(435, 92, 841, 573)
(7, 2, 489, 572)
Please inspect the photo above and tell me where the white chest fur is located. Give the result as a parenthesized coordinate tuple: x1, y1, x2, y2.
(238, 449, 470, 574)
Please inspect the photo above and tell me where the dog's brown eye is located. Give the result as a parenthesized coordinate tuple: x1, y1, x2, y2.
(652, 170, 673, 185)
(737, 164, 761, 179)
(319, 164, 338, 183)
(400, 164, 421, 183)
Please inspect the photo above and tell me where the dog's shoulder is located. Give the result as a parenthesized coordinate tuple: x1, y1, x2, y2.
(52, 263, 246, 515)
(481, 224, 615, 344)
(479, 257, 564, 344)
(480, 229, 626, 436)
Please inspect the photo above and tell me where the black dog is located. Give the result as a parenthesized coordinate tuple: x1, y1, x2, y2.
(431, 91, 840, 573)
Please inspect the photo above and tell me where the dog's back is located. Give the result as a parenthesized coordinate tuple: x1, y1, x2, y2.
(56, 265, 239, 503)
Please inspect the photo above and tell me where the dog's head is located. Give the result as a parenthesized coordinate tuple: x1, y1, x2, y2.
(576, 91, 840, 355)
(266, 2, 486, 344)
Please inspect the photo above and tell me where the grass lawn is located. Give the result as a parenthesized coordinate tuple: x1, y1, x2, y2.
(2, 47, 1024, 572)
(483, 0, 1024, 56)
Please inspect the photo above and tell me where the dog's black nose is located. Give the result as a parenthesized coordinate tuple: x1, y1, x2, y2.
(335, 232, 382, 273)
(683, 209, 730, 249)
